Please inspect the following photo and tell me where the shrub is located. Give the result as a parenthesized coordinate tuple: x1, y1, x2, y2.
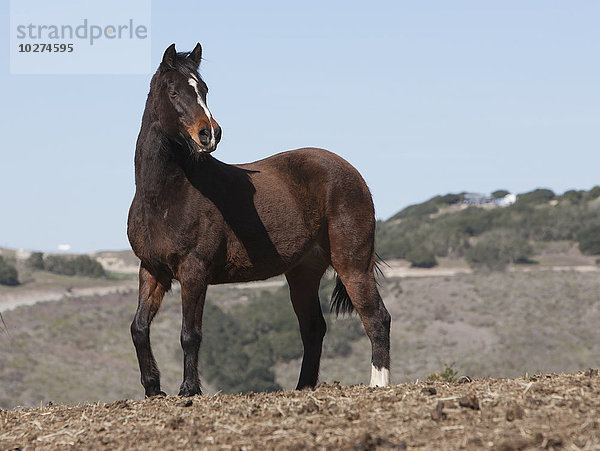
(200, 301, 282, 393)
(588, 186, 600, 200)
(427, 363, 459, 382)
(406, 247, 438, 268)
(578, 225, 600, 255)
(0, 256, 19, 286)
(26, 252, 45, 270)
(492, 190, 510, 199)
(44, 255, 106, 278)
(560, 190, 584, 204)
(466, 229, 533, 271)
(44, 255, 75, 276)
(71, 255, 106, 278)
(516, 188, 555, 205)
(375, 231, 412, 259)
(324, 317, 364, 357)
(439, 193, 463, 205)
(450, 207, 496, 236)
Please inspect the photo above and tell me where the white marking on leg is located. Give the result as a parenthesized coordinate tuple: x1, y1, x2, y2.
(188, 77, 215, 149)
(369, 364, 390, 387)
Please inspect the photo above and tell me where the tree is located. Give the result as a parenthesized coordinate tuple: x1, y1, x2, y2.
(71, 255, 106, 278)
(0, 256, 19, 286)
(44, 255, 106, 278)
(578, 225, 600, 255)
(560, 190, 584, 205)
(492, 190, 510, 199)
(588, 186, 600, 200)
(26, 252, 45, 270)
(516, 188, 555, 205)
(406, 247, 438, 268)
(466, 229, 534, 271)
(44, 255, 76, 276)
(439, 193, 463, 205)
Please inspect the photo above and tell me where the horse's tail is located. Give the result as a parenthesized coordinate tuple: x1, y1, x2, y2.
(330, 275, 354, 316)
(330, 253, 386, 317)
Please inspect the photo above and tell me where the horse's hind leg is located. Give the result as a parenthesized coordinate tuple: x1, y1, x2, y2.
(131, 264, 167, 397)
(285, 261, 328, 389)
(338, 271, 391, 386)
(329, 233, 391, 386)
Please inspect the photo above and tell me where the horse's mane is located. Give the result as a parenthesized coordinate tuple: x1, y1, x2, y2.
(168, 52, 203, 79)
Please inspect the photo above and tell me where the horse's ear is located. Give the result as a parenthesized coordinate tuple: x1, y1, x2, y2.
(188, 43, 202, 67)
(162, 44, 177, 69)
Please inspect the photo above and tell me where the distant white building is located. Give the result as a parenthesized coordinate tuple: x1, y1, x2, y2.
(463, 192, 515, 207)
(464, 193, 493, 205)
(496, 193, 516, 207)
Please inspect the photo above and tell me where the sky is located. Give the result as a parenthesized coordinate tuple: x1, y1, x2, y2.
(1, 1, 599, 253)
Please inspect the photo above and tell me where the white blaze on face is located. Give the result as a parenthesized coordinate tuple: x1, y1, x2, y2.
(188, 76, 215, 149)
(369, 364, 390, 387)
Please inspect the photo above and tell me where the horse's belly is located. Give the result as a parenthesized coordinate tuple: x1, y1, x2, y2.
(209, 226, 317, 284)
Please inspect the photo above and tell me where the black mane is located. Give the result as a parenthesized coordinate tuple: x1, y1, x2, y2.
(168, 51, 203, 79)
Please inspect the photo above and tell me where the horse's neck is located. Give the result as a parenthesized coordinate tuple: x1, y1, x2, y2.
(133, 118, 248, 208)
(134, 121, 185, 203)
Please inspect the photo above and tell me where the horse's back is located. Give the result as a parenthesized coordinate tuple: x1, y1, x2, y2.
(240, 147, 362, 179)
(240, 147, 374, 212)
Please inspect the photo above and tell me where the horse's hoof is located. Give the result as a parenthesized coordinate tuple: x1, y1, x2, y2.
(178, 382, 202, 397)
(145, 389, 167, 398)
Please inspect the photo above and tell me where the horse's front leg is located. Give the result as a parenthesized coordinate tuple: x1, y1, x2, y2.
(178, 266, 208, 397)
(131, 264, 167, 397)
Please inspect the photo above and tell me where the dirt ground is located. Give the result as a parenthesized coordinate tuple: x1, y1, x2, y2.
(1, 371, 599, 450)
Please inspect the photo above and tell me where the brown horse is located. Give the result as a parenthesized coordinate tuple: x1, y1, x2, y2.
(127, 43, 391, 397)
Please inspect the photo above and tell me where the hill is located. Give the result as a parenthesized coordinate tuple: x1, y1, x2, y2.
(1, 371, 599, 449)
(2, 264, 600, 409)
(376, 186, 600, 268)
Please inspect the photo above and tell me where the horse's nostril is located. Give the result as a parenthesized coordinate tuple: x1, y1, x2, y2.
(198, 127, 210, 146)
(214, 126, 222, 144)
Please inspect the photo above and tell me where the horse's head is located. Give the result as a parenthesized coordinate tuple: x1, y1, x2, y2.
(151, 43, 222, 155)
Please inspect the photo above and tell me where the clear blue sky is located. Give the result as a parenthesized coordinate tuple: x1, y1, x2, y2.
(1, 1, 599, 252)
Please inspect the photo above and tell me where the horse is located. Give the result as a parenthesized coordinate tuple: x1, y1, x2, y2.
(127, 43, 391, 397)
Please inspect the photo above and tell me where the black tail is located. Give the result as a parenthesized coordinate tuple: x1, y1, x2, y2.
(330, 275, 354, 316)
(330, 254, 387, 317)
(374, 252, 387, 282)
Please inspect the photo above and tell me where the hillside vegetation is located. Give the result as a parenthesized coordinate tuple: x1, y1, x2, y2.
(376, 186, 600, 269)
(0, 252, 107, 287)
(2, 266, 600, 409)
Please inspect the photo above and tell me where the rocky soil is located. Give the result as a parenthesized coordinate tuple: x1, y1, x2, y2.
(2, 371, 599, 450)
